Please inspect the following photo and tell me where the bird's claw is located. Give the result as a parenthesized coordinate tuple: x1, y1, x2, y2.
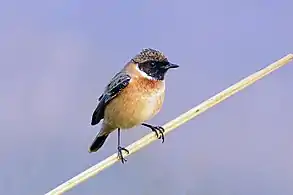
(142, 123, 165, 143)
(117, 146, 129, 164)
(151, 126, 165, 143)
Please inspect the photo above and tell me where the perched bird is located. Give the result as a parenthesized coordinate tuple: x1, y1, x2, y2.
(89, 48, 179, 163)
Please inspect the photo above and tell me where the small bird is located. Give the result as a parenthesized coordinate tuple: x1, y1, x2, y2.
(89, 48, 179, 163)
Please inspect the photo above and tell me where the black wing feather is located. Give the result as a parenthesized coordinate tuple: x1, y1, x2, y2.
(91, 72, 131, 126)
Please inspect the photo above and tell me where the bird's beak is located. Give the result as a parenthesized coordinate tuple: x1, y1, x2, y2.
(164, 62, 179, 69)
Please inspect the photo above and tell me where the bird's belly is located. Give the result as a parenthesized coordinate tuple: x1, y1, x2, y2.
(104, 92, 164, 129)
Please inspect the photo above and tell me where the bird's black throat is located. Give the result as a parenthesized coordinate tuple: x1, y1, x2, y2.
(138, 60, 169, 80)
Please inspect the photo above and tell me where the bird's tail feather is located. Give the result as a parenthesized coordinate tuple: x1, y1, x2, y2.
(88, 132, 109, 153)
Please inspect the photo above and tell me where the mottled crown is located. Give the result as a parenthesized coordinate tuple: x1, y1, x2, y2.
(131, 48, 168, 64)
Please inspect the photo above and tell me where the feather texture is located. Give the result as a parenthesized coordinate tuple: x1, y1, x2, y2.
(91, 71, 131, 126)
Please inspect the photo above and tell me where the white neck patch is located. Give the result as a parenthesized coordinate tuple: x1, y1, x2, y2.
(135, 65, 155, 80)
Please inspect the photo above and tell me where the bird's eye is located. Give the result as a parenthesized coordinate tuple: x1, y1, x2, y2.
(150, 61, 156, 66)
(162, 61, 169, 66)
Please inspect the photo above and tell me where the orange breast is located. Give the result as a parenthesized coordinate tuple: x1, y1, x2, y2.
(104, 77, 165, 129)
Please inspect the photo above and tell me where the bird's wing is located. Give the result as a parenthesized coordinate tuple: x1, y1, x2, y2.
(91, 71, 131, 126)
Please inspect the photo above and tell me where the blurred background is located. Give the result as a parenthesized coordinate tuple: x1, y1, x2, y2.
(1, 1, 293, 194)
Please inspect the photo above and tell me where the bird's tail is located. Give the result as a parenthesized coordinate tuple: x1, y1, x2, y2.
(89, 125, 113, 153)
(88, 133, 109, 153)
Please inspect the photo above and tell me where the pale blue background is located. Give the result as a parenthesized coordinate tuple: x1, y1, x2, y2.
(1, 1, 293, 194)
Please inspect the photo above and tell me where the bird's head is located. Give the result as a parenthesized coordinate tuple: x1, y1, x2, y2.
(131, 48, 179, 80)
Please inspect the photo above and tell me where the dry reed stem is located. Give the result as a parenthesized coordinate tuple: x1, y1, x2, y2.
(45, 54, 293, 195)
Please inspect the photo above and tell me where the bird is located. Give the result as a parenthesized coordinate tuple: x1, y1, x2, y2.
(89, 48, 179, 163)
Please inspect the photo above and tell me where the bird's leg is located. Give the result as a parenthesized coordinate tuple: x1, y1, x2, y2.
(141, 123, 165, 143)
(117, 128, 129, 164)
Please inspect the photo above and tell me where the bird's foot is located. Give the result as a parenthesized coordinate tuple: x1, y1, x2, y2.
(117, 146, 129, 164)
(142, 123, 165, 143)
(152, 126, 165, 143)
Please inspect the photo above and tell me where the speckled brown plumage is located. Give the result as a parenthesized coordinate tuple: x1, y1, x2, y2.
(103, 75, 165, 131)
(132, 48, 168, 64)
